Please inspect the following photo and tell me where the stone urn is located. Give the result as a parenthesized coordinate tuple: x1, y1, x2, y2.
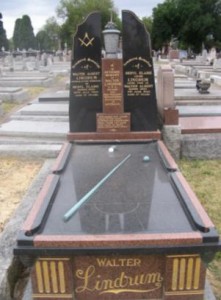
(196, 79, 211, 94)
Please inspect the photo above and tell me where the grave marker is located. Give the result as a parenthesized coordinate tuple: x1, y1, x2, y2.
(68, 10, 160, 140)
(14, 11, 221, 300)
(69, 12, 102, 132)
(122, 11, 158, 132)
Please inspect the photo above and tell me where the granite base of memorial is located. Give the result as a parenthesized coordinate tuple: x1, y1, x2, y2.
(14, 141, 221, 300)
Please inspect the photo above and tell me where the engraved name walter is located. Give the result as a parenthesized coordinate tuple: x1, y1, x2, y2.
(74, 257, 163, 298)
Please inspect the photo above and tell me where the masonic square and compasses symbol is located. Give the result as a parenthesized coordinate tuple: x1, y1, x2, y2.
(78, 32, 94, 47)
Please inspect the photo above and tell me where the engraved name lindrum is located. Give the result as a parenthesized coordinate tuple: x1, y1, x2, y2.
(74, 257, 164, 296)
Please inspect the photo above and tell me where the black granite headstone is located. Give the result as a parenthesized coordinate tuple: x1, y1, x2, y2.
(122, 10, 158, 131)
(69, 12, 102, 132)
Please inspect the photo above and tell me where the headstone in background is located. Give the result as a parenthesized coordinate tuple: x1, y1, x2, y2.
(208, 47, 217, 64)
(69, 12, 102, 132)
(157, 64, 175, 121)
(213, 58, 221, 69)
(179, 50, 188, 60)
(202, 49, 208, 62)
(168, 49, 180, 60)
(122, 10, 158, 131)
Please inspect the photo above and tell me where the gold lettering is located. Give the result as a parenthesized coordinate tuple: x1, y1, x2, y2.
(97, 114, 130, 132)
(93, 275, 103, 291)
(75, 267, 163, 295)
(124, 71, 153, 97)
(71, 58, 101, 97)
(72, 70, 101, 97)
(124, 56, 153, 97)
(124, 57, 152, 67)
(145, 273, 162, 284)
(114, 272, 128, 288)
(128, 274, 141, 286)
(101, 279, 115, 290)
(128, 258, 140, 267)
(97, 258, 107, 267)
(96, 258, 141, 267)
(75, 265, 95, 293)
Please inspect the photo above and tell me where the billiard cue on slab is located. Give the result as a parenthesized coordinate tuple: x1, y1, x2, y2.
(63, 154, 131, 222)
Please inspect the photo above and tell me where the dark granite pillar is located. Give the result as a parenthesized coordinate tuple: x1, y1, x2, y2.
(122, 10, 158, 131)
(69, 12, 102, 132)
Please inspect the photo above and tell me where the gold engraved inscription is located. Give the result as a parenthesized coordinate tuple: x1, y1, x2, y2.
(97, 114, 130, 132)
(124, 56, 152, 67)
(96, 258, 141, 267)
(71, 58, 101, 97)
(74, 256, 164, 297)
(103, 66, 122, 108)
(124, 57, 153, 97)
(75, 265, 163, 295)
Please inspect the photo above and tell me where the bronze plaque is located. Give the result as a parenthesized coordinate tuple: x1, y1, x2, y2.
(73, 254, 164, 300)
(96, 113, 130, 132)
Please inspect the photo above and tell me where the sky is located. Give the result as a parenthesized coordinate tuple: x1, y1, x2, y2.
(1, 0, 165, 39)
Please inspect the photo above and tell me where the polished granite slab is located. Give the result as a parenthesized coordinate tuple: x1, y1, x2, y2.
(43, 142, 192, 235)
(180, 116, 221, 133)
(16, 141, 219, 251)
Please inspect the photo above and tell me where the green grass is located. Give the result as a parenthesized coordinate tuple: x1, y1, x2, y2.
(27, 86, 45, 98)
(2, 102, 18, 114)
(178, 159, 221, 299)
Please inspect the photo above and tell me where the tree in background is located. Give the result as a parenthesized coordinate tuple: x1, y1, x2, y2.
(13, 18, 22, 50)
(176, 0, 221, 52)
(152, 0, 221, 53)
(152, 0, 181, 51)
(56, 0, 119, 48)
(0, 13, 9, 50)
(6, 0, 221, 53)
(36, 30, 51, 51)
(36, 17, 61, 51)
(12, 15, 36, 50)
(142, 16, 153, 36)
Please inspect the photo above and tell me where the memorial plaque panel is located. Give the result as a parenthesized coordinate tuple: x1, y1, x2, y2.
(73, 254, 164, 300)
(102, 59, 123, 113)
(69, 12, 102, 132)
(96, 58, 131, 133)
(96, 113, 130, 132)
(122, 10, 158, 131)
